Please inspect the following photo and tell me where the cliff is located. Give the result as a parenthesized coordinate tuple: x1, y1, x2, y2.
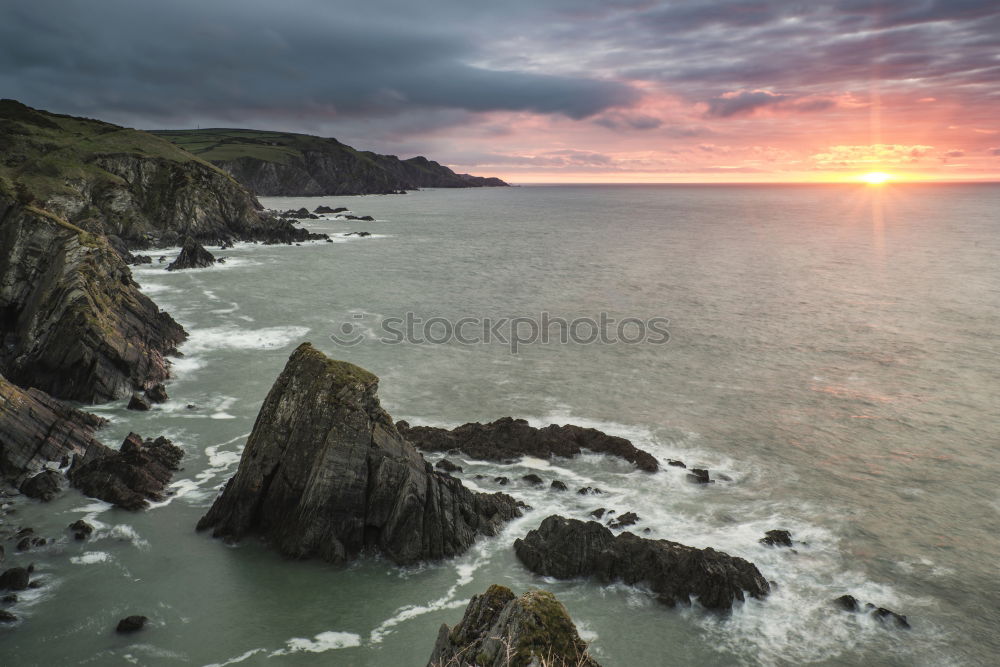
(427, 585, 601, 667)
(153, 128, 508, 196)
(0, 99, 317, 248)
(197, 343, 522, 565)
(0, 197, 186, 402)
(0, 373, 107, 485)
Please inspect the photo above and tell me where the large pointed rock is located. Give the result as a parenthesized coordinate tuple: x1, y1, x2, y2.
(427, 585, 601, 667)
(514, 515, 770, 611)
(197, 343, 522, 565)
(166, 238, 215, 271)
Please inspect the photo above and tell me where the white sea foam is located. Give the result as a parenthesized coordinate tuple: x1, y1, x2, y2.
(70, 551, 111, 565)
(272, 631, 362, 655)
(201, 648, 267, 667)
(181, 325, 310, 354)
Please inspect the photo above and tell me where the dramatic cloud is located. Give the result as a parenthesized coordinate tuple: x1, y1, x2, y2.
(1, 0, 998, 180)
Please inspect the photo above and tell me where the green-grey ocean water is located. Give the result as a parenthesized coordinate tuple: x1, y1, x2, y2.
(2, 184, 998, 666)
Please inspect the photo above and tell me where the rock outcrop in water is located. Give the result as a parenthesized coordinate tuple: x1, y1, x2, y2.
(197, 343, 522, 565)
(396, 417, 659, 472)
(514, 515, 770, 610)
(0, 373, 107, 485)
(427, 584, 601, 667)
(166, 238, 216, 271)
(68, 432, 183, 511)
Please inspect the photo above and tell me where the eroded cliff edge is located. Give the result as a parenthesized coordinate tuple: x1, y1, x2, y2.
(197, 343, 522, 565)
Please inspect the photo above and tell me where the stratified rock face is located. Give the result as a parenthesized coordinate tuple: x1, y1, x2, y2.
(68, 432, 183, 510)
(166, 238, 216, 271)
(0, 373, 107, 484)
(0, 200, 187, 402)
(427, 585, 601, 667)
(197, 343, 522, 565)
(397, 417, 659, 472)
(514, 516, 770, 611)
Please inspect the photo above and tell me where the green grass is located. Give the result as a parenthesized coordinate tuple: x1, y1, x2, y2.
(0, 99, 231, 203)
(151, 127, 380, 167)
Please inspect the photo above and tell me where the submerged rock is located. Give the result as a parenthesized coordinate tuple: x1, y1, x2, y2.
(760, 529, 793, 548)
(550, 480, 568, 492)
(68, 519, 94, 541)
(197, 343, 522, 565)
(115, 615, 148, 633)
(144, 383, 169, 403)
(0, 567, 29, 591)
(435, 459, 463, 474)
(607, 511, 639, 530)
(396, 417, 659, 472)
(127, 393, 151, 411)
(833, 595, 910, 629)
(68, 432, 183, 510)
(166, 238, 216, 271)
(19, 470, 65, 501)
(427, 584, 600, 667)
(515, 516, 770, 610)
(686, 468, 713, 484)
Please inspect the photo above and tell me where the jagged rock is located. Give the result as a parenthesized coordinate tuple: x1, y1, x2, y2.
(68, 519, 94, 541)
(397, 417, 658, 472)
(127, 393, 151, 411)
(19, 470, 64, 501)
(577, 486, 603, 495)
(144, 383, 168, 403)
(515, 516, 770, 610)
(16, 534, 46, 551)
(760, 529, 793, 548)
(427, 584, 600, 667)
(667, 459, 686, 468)
(590, 508, 606, 519)
(686, 468, 713, 484)
(166, 238, 216, 271)
(115, 615, 148, 633)
(832, 595, 910, 629)
(197, 343, 522, 565)
(494, 476, 509, 486)
(0, 567, 29, 591)
(435, 459, 463, 474)
(68, 432, 183, 510)
(315, 206, 347, 214)
(551, 480, 568, 491)
(0, 374, 107, 486)
(0, 202, 187, 403)
(521, 474, 544, 486)
(608, 512, 639, 529)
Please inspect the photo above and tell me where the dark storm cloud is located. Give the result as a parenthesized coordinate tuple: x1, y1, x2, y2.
(1, 0, 997, 147)
(0, 0, 636, 126)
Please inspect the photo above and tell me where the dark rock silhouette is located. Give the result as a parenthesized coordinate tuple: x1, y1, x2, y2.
(68, 432, 183, 510)
(515, 516, 770, 610)
(166, 238, 216, 271)
(115, 615, 148, 633)
(760, 529, 793, 547)
(19, 470, 64, 501)
(197, 343, 522, 565)
(427, 584, 600, 667)
(397, 417, 658, 472)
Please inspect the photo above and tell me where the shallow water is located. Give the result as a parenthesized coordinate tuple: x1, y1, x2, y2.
(2, 184, 999, 665)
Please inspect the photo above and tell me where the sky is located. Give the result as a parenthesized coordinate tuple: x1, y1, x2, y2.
(2, 0, 999, 183)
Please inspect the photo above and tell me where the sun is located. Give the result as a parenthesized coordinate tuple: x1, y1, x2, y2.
(860, 171, 893, 184)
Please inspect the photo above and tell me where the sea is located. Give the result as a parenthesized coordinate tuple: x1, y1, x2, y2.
(2, 183, 999, 666)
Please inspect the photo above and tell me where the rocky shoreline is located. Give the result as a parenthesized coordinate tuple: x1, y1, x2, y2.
(0, 99, 913, 661)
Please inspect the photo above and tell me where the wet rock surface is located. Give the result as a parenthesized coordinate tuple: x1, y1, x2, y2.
(396, 417, 659, 472)
(427, 584, 600, 667)
(514, 515, 770, 610)
(197, 343, 522, 565)
(166, 238, 216, 271)
(68, 432, 183, 511)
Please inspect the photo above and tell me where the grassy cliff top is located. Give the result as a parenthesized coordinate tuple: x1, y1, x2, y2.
(0, 100, 227, 202)
(151, 128, 376, 166)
